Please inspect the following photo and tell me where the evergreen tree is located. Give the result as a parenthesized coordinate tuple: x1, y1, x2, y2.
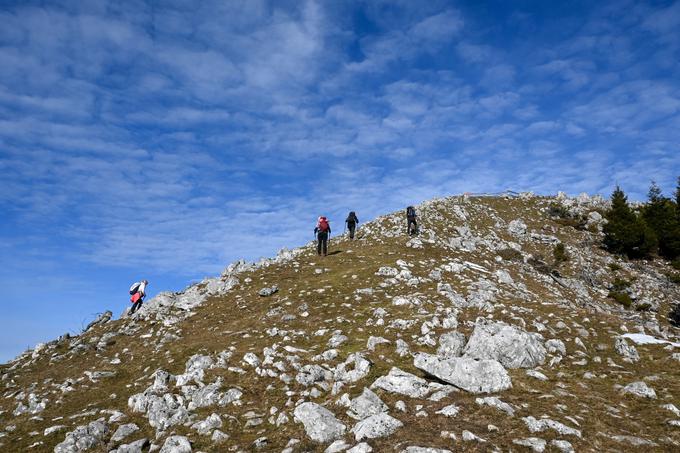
(603, 186, 657, 258)
(642, 181, 680, 260)
(676, 176, 680, 217)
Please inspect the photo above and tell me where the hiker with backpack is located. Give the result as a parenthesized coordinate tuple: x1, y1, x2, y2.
(314, 216, 331, 256)
(345, 211, 359, 240)
(129, 280, 148, 315)
(406, 206, 418, 235)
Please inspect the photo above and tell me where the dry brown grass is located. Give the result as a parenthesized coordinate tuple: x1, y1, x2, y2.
(2, 196, 680, 452)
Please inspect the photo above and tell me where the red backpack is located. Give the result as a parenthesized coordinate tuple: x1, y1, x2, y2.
(318, 217, 329, 232)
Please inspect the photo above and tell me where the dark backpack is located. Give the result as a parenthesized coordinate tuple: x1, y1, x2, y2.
(347, 211, 358, 224)
(406, 206, 416, 218)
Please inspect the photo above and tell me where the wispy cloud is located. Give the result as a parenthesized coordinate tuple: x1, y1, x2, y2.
(1, 0, 679, 361)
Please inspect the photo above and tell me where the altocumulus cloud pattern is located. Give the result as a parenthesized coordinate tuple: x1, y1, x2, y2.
(0, 0, 679, 361)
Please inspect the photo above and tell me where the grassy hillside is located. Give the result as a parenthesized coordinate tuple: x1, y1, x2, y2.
(2, 193, 680, 452)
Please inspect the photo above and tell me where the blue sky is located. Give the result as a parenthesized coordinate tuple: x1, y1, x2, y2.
(1, 0, 679, 362)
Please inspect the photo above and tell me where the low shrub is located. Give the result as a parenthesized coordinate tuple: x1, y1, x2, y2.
(609, 291, 632, 308)
(667, 272, 680, 285)
(611, 277, 632, 292)
(635, 302, 652, 312)
(553, 243, 569, 263)
(608, 263, 622, 272)
(498, 248, 523, 262)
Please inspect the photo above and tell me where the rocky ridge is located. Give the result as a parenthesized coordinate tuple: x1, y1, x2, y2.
(1, 192, 680, 452)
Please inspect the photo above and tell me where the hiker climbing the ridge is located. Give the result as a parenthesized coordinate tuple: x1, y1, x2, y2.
(314, 216, 331, 256)
(129, 279, 148, 315)
(345, 211, 359, 240)
(406, 205, 418, 235)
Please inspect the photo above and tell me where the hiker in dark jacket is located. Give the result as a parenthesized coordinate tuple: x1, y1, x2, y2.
(406, 206, 418, 235)
(314, 216, 331, 256)
(129, 280, 148, 315)
(345, 211, 359, 240)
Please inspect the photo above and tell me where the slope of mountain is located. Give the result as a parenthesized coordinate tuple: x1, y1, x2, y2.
(2, 193, 680, 453)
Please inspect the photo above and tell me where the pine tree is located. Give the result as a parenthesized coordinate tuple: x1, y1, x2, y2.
(676, 176, 680, 217)
(603, 186, 657, 258)
(642, 181, 680, 260)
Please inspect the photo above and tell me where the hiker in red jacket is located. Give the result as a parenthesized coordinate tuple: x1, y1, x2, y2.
(314, 216, 331, 256)
(129, 280, 148, 315)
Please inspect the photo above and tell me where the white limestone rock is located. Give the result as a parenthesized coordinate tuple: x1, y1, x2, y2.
(475, 396, 515, 416)
(614, 337, 640, 363)
(111, 423, 140, 443)
(54, 418, 109, 453)
(351, 412, 403, 441)
(463, 319, 546, 369)
(512, 437, 546, 452)
(370, 367, 431, 398)
(159, 435, 192, 453)
(347, 388, 388, 420)
(621, 381, 656, 399)
(293, 402, 346, 443)
(413, 353, 512, 394)
(522, 416, 581, 437)
(436, 332, 466, 359)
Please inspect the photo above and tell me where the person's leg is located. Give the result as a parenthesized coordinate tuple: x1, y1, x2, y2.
(317, 235, 322, 255)
(130, 300, 140, 314)
(322, 234, 328, 255)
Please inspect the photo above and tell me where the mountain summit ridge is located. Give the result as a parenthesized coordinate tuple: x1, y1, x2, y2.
(2, 192, 680, 452)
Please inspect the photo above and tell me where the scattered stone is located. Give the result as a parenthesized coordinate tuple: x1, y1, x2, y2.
(526, 370, 548, 381)
(522, 416, 581, 437)
(325, 439, 351, 453)
(111, 423, 140, 443)
(413, 353, 512, 393)
(621, 381, 656, 399)
(335, 353, 372, 383)
(371, 367, 431, 398)
(110, 438, 150, 453)
(347, 388, 388, 420)
(435, 404, 460, 417)
(436, 332, 466, 359)
(347, 443, 373, 453)
(54, 418, 109, 453)
(367, 336, 391, 351)
(160, 435, 192, 453)
(462, 430, 485, 442)
(512, 437, 546, 452)
(475, 396, 515, 416)
(294, 402, 346, 443)
(191, 413, 222, 435)
(351, 412, 403, 441)
(44, 425, 66, 436)
(401, 448, 453, 453)
(463, 319, 546, 368)
(259, 286, 279, 297)
(550, 439, 575, 452)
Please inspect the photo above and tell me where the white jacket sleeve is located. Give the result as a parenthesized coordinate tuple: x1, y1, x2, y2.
(138, 281, 147, 296)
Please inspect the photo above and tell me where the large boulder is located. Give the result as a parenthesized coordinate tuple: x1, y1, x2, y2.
(463, 319, 546, 368)
(436, 332, 466, 359)
(54, 418, 109, 453)
(160, 435, 192, 453)
(413, 353, 512, 394)
(370, 367, 431, 398)
(347, 388, 388, 420)
(294, 402, 346, 443)
(351, 412, 403, 441)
